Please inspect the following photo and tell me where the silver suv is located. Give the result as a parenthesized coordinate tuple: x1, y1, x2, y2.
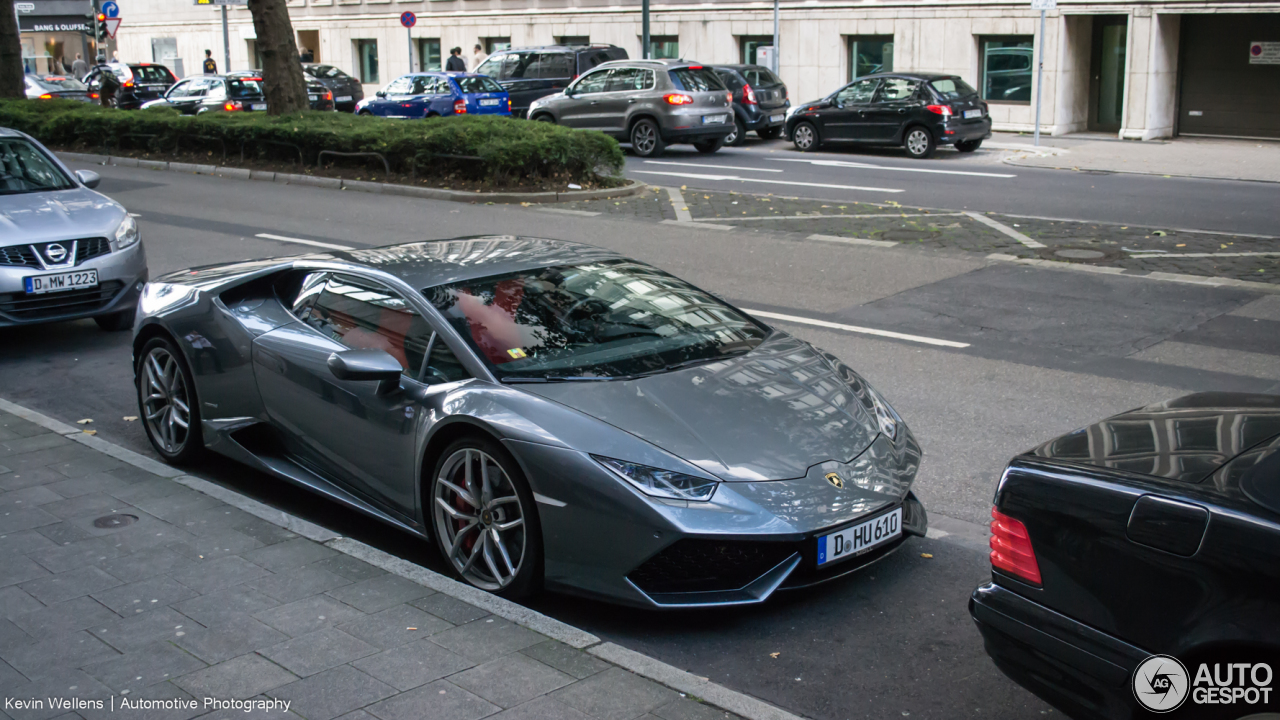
(527, 59, 733, 157)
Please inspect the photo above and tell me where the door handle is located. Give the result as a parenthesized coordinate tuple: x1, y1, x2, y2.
(898, 108, 906, 114)
(628, 99, 637, 104)
(590, 100, 600, 105)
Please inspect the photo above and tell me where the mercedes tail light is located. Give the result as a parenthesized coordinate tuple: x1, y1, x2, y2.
(324, 91, 333, 101)
(38, 93, 53, 99)
(925, 104, 952, 117)
(664, 93, 693, 105)
(743, 84, 757, 105)
(90, 92, 99, 99)
(454, 98, 467, 114)
(224, 101, 243, 112)
(990, 508, 1041, 585)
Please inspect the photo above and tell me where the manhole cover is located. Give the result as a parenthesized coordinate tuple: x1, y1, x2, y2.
(1055, 248, 1107, 260)
(93, 514, 139, 529)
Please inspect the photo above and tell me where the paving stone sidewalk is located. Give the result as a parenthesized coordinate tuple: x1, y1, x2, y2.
(0, 408, 744, 720)
(548, 187, 1280, 286)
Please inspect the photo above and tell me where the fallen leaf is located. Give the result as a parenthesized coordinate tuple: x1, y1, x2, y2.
(1153, 230, 1167, 236)
(83, 430, 97, 435)
(770, 652, 781, 658)
(77, 418, 94, 424)
(1176, 243, 1186, 247)
(680, 185, 687, 190)
(406, 627, 417, 631)
(123, 416, 138, 421)
(920, 553, 933, 559)
(1120, 226, 1128, 230)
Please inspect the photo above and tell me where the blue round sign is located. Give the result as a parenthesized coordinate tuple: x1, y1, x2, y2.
(399, 11, 416, 28)
(102, 1, 119, 18)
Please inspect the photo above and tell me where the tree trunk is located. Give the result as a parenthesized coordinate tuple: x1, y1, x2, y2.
(0, 0, 25, 99)
(246, 0, 308, 115)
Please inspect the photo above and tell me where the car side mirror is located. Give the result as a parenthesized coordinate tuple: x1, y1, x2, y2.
(375, 90, 386, 98)
(327, 350, 402, 394)
(75, 170, 101, 188)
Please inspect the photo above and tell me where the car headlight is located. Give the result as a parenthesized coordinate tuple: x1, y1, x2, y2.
(866, 386, 901, 442)
(114, 214, 139, 249)
(592, 456, 719, 502)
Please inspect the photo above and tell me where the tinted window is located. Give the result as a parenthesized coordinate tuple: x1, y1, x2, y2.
(130, 65, 175, 84)
(668, 68, 725, 92)
(875, 78, 919, 102)
(746, 68, 782, 87)
(527, 52, 573, 79)
(715, 70, 742, 89)
(482, 51, 541, 80)
(32, 76, 87, 91)
(835, 78, 878, 105)
(424, 259, 768, 381)
(423, 335, 470, 384)
(227, 78, 264, 98)
(580, 50, 616, 71)
(930, 77, 978, 100)
(455, 76, 503, 94)
(0, 137, 75, 195)
(301, 275, 433, 376)
(305, 65, 347, 79)
(605, 68, 652, 92)
(475, 55, 507, 79)
(572, 69, 611, 94)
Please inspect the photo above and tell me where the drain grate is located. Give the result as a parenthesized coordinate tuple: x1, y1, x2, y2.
(93, 513, 139, 529)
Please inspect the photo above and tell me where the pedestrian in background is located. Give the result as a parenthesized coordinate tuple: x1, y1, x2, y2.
(445, 47, 466, 72)
(300, 47, 314, 63)
(472, 43, 486, 69)
(203, 49, 217, 74)
(71, 53, 89, 78)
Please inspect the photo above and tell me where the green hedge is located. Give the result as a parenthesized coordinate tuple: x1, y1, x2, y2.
(0, 100, 625, 185)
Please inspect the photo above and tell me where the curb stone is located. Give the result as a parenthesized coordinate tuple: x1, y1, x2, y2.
(0, 395, 807, 720)
(1001, 155, 1280, 185)
(58, 151, 646, 204)
(986, 253, 1280, 294)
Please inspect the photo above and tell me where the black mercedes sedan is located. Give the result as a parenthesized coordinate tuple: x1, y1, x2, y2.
(785, 72, 991, 158)
(304, 63, 364, 112)
(970, 393, 1280, 720)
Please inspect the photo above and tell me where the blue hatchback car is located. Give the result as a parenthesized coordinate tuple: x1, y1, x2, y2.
(355, 73, 511, 118)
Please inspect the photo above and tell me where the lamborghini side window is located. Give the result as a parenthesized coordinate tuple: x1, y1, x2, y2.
(290, 272, 328, 320)
(421, 334, 470, 384)
(303, 274, 434, 376)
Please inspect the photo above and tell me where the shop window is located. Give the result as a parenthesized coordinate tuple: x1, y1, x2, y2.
(418, 38, 441, 71)
(847, 35, 893, 80)
(647, 35, 678, 59)
(739, 36, 773, 65)
(356, 39, 379, 84)
(981, 36, 1034, 103)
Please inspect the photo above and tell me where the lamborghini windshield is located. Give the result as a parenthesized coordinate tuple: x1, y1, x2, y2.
(425, 260, 768, 381)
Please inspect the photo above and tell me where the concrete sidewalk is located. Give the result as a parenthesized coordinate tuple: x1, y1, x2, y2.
(991, 132, 1280, 183)
(0, 400, 788, 720)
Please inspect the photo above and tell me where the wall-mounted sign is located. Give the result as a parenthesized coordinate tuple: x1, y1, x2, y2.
(18, 15, 92, 32)
(14, 2, 35, 12)
(1249, 41, 1280, 65)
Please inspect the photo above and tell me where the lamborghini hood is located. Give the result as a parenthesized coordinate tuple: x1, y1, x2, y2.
(521, 334, 882, 482)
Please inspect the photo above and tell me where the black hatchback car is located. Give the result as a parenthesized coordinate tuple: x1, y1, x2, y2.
(785, 72, 990, 158)
(474, 44, 628, 117)
(711, 65, 789, 145)
(971, 393, 1280, 720)
(303, 63, 364, 112)
(82, 63, 177, 110)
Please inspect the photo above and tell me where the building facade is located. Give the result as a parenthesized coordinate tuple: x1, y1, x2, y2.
(113, 0, 1280, 139)
(16, 0, 100, 75)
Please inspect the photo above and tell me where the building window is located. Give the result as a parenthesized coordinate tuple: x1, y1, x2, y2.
(981, 36, 1034, 103)
(847, 35, 893, 80)
(356, 39, 378, 84)
(556, 36, 589, 46)
(647, 36, 678, 59)
(418, 38, 441, 71)
(484, 37, 511, 54)
(247, 40, 263, 70)
(739, 36, 774, 65)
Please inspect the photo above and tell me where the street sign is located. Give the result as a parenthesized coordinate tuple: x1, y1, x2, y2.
(101, 1, 119, 18)
(1030, 0, 1055, 9)
(400, 11, 416, 28)
(104, 17, 120, 38)
(193, 0, 248, 6)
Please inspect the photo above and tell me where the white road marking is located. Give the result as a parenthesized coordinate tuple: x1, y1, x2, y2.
(660, 219, 734, 231)
(665, 187, 694, 222)
(772, 158, 1017, 179)
(255, 233, 354, 251)
(742, 308, 970, 348)
(537, 208, 601, 217)
(643, 160, 784, 173)
(1128, 251, 1280, 259)
(962, 211, 1047, 249)
(808, 234, 898, 248)
(128, 213, 142, 218)
(700, 212, 964, 222)
(634, 170, 903, 194)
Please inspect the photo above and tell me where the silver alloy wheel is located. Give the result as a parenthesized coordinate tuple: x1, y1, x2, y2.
(140, 347, 191, 455)
(793, 123, 815, 149)
(907, 129, 930, 156)
(724, 124, 740, 145)
(632, 122, 657, 155)
(433, 448, 527, 591)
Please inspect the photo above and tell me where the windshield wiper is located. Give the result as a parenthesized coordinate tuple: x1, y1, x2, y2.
(500, 375, 618, 383)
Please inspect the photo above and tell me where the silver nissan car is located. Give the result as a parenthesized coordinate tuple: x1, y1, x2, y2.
(0, 128, 147, 331)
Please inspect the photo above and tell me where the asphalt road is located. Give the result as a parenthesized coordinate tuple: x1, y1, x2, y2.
(621, 137, 1280, 236)
(3, 162, 1278, 720)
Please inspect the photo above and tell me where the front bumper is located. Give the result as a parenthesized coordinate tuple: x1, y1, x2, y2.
(509, 428, 925, 609)
(969, 582, 1149, 720)
(0, 240, 148, 327)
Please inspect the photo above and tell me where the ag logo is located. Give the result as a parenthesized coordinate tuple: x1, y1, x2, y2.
(824, 472, 844, 489)
(1133, 655, 1190, 712)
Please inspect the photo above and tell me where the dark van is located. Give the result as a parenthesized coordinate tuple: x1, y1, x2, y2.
(474, 44, 627, 117)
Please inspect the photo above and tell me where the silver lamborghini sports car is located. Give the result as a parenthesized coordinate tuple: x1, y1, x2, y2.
(132, 236, 926, 608)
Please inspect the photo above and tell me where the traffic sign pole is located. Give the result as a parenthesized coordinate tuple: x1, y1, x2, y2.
(400, 12, 416, 73)
(1030, 0, 1054, 146)
(222, 6, 230, 73)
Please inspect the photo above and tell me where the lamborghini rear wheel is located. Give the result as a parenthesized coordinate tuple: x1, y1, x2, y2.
(429, 437, 541, 598)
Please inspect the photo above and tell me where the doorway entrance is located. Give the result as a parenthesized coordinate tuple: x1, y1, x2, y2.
(297, 30, 319, 63)
(1088, 15, 1128, 132)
